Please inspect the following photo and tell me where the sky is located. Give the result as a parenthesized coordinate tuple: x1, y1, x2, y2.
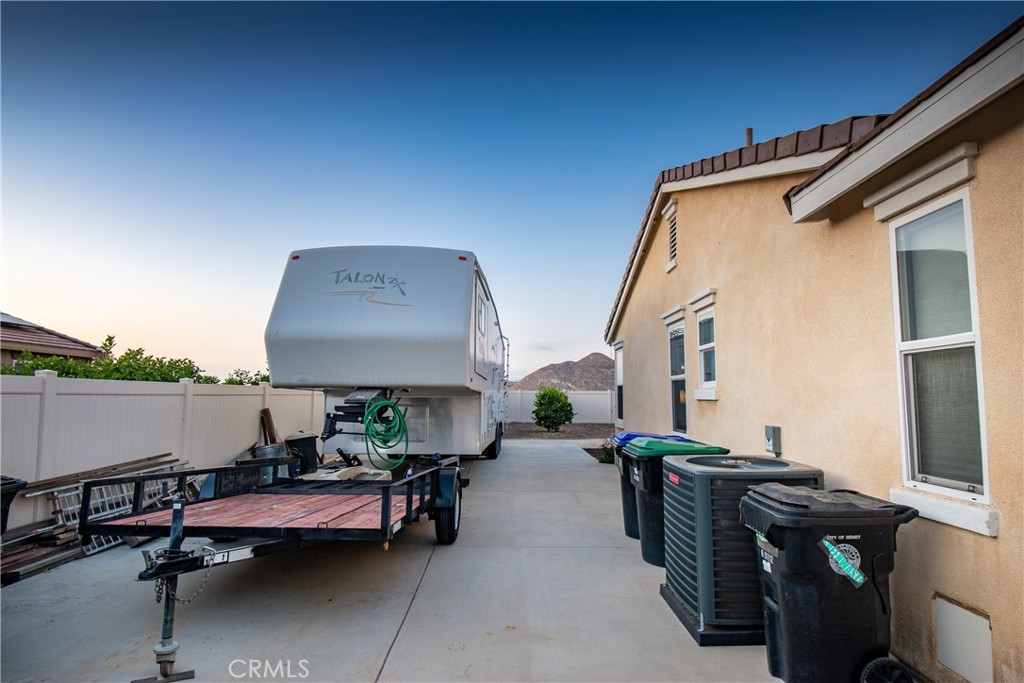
(2, 2, 1021, 381)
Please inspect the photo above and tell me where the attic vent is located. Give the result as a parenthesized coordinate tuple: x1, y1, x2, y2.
(668, 215, 678, 262)
(662, 200, 679, 268)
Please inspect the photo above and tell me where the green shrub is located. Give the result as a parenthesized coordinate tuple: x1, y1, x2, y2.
(531, 386, 575, 432)
(223, 369, 270, 385)
(596, 440, 615, 464)
(1, 335, 220, 383)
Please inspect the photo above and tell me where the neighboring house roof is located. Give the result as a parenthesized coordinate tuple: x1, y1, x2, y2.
(0, 312, 102, 361)
(604, 114, 886, 342)
(787, 16, 1024, 222)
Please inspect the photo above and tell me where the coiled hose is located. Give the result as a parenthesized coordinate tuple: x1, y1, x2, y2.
(363, 396, 409, 471)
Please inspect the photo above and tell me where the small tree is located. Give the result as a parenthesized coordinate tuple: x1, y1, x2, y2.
(1, 335, 221, 383)
(223, 369, 270, 385)
(532, 386, 575, 432)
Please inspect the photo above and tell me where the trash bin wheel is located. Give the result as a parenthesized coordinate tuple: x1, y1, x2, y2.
(435, 478, 462, 545)
(860, 657, 914, 683)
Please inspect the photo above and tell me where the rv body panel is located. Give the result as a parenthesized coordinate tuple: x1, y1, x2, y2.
(265, 245, 506, 457)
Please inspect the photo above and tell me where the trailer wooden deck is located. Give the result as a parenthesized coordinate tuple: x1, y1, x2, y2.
(99, 492, 422, 532)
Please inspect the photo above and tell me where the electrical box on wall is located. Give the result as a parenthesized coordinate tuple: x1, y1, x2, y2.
(765, 425, 782, 455)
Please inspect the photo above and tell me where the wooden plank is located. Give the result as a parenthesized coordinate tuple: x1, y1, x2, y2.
(22, 453, 176, 493)
(278, 495, 381, 528)
(261, 408, 281, 444)
(328, 499, 407, 529)
(101, 494, 270, 528)
(98, 489, 433, 533)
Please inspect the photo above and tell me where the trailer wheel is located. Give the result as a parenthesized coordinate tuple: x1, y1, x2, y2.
(483, 424, 502, 459)
(435, 478, 462, 545)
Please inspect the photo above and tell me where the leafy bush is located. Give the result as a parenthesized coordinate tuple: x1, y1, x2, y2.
(596, 440, 615, 464)
(223, 369, 270, 385)
(1, 335, 220, 383)
(531, 386, 575, 432)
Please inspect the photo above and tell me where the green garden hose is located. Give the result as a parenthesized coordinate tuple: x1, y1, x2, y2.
(363, 396, 409, 471)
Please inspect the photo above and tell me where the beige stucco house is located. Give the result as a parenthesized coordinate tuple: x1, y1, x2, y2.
(605, 18, 1022, 683)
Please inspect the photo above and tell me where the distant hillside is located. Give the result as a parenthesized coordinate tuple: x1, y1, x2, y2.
(511, 352, 614, 391)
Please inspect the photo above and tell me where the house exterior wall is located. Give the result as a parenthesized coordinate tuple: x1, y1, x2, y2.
(609, 90, 1021, 681)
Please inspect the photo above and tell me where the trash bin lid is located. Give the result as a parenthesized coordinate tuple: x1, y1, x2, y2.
(623, 436, 730, 458)
(1, 475, 28, 493)
(610, 431, 695, 447)
(744, 483, 918, 525)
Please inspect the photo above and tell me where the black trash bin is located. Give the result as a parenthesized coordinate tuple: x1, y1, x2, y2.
(610, 432, 692, 539)
(1, 475, 28, 535)
(740, 483, 918, 683)
(621, 437, 729, 567)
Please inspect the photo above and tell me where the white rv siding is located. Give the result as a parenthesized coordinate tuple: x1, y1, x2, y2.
(266, 246, 483, 390)
(266, 245, 507, 457)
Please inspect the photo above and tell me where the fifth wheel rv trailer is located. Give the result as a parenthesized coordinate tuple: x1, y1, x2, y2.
(265, 245, 508, 462)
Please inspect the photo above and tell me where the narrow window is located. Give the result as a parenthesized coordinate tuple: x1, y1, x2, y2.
(669, 325, 686, 433)
(892, 195, 985, 496)
(614, 345, 624, 424)
(697, 309, 716, 386)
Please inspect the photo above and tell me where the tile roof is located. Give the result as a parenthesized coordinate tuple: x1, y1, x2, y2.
(785, 15, 1024, 212)
(605, 114, 887, 341)
(1, 312, 102, 360)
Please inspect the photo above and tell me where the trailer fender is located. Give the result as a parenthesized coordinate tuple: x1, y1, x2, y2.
(433, 467, 466, 508)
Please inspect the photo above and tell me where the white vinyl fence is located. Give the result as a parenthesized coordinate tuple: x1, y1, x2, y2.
(1, 371, 324, 527)
(505, 390, 614, 424)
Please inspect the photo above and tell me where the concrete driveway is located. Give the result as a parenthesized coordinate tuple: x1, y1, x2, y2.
(1, 440, 774, 683)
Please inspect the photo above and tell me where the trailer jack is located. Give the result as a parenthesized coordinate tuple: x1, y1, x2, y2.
(132, 498, 195, 683)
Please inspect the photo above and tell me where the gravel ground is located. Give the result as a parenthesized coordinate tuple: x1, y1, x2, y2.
(503, 421, 616, 441)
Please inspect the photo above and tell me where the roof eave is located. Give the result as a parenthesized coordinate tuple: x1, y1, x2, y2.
(788, 21, 1024, 223)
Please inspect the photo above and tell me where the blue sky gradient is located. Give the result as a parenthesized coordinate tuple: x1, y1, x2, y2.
(3, 2, 1021, 379)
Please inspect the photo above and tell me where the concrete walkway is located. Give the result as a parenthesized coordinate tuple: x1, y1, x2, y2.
(1, 441, 774, 683)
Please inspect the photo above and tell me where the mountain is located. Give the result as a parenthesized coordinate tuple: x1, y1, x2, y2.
(511, 352, 614, 391)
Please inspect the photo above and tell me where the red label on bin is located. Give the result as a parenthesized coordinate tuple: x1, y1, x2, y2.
(668, 472, 680, 485)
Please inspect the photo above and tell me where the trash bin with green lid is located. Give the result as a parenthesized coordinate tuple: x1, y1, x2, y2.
(739, 483, 918, 683)
(610, 432, 694, 539)
(621, 437, 729, 567)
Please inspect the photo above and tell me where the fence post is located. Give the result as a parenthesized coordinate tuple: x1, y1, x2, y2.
(178, 378, 194, 461)
(31, 370, 59, 521)
(33, 370, 58, 483)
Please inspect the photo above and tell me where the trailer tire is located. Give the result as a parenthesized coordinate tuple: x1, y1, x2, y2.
(483, 424, 502, 459)
(435, 479, 461, 545)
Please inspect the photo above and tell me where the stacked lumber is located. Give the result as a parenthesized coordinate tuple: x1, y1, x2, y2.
(1, 453, 186, 585)
(1, 524, 84, 585)
(19, 453, 179, 495)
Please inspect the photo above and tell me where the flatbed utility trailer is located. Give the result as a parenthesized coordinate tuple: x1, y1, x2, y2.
(78, 455, 466, 683)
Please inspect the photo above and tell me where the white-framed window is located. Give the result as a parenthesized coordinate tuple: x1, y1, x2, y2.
(668, 325, 686, 433)
(697, 309, 716, 387)
(613, 343, 624, 426)
(890, 190, 987, 501)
